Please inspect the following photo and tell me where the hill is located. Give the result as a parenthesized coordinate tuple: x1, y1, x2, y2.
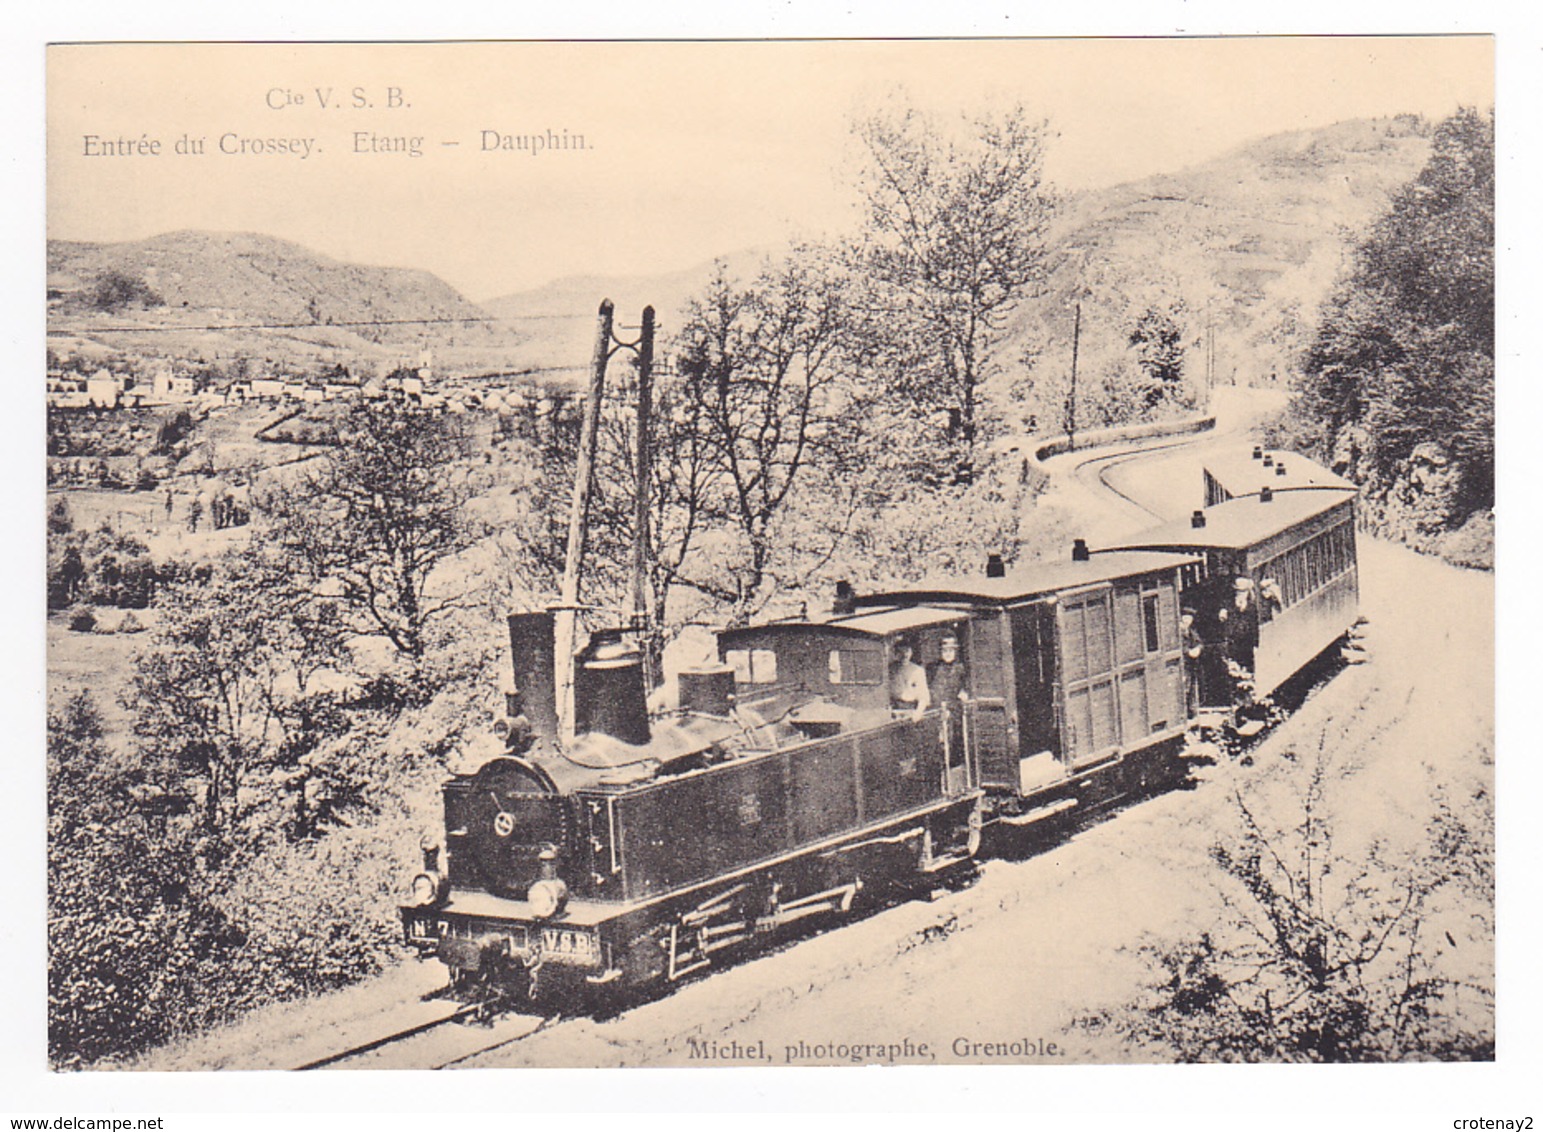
(1005, 115, 1433, 422)
(45, 117, 1435, 392)
(47, 230, 515, 374)
(479, 247, 774, 377)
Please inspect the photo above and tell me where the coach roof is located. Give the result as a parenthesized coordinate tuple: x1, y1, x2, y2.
(1207, 449, 1356, 497)
(1107, 488, 1355, 553)
(720, 605, 968, 646)
(853, 550, 1198, 608)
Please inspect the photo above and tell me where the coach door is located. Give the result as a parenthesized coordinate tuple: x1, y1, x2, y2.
(962, 610, 1014, 790)
(1055, 584, 1119, 768)
(1111, 578, 1185, 745)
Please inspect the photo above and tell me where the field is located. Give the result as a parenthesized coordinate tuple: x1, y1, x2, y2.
(46, 611, 158, 754)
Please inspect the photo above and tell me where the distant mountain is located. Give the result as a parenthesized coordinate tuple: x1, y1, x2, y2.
(480, 247, 775, 376)
(46, 117, 1434, 389)
(47, 230, 509, 371)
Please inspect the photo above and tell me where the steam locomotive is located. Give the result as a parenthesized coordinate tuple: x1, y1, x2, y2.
(399, 446, 1360, 1004)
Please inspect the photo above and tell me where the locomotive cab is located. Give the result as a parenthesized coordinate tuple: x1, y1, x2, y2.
(719, 606, 972, 738)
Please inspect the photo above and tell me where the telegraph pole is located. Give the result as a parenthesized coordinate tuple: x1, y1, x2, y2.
(1205, 303, 1215, 398)
(555, 299, 613, 746)
(631, 306, 657, 689)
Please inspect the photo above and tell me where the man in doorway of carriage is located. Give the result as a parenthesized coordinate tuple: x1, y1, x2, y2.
(929, 633, 968, 768)
(1180, 608, 1203, 716)
(1222, 577, 1261, 711)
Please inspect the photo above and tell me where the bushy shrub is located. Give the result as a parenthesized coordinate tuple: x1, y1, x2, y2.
(48, 694, 244, 1067)
(67, 606, 96, 633)
(1436, 509, 1495, 571)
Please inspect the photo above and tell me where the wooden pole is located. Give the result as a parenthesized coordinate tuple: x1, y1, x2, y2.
(631, 306, 657, 689)
(1066, 301, 1081, 450)
(555, 299, 613, 745)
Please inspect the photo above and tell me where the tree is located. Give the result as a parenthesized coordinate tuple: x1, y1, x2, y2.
(47, 497, 74, 535)
(88, 268, 162, 312)
(259, 403, 485, 661)
(1128, 303, 1188, 408)
(129, 546, 349, 839)
(660, 254, 859, 620)
(48, 692, 242, 1067)
(501, 256, 867, 635)
(155, 408, 196, 455)
(1296, 106, 1494, 529)
(850, 99, 1055, 477)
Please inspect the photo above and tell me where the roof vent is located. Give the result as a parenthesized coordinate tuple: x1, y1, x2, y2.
(1071, 538, 1091, 562)
(832, 579, 855, 616)
(985, 553, 1006, 578)
(1276, 463, 1288, 477)
(1191, 509, 1207, 529)
(1252, 445, 1263, 460)
(1262, 454, 1274, 468)
(1260, 486, 1274, 503)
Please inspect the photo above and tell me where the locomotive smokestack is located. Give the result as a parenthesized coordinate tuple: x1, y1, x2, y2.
(985, 553, 1006, 578)
(832, 579, 856, 616)
(1071, 539, 1090, 562)
(507, 612, 559, 746)
(1191, 509, 1207, 529)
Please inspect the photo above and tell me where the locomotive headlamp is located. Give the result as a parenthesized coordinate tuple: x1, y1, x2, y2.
(528, 846, 568, 918)
(409, 871, 448, 907)
(527, 877, 568, 918)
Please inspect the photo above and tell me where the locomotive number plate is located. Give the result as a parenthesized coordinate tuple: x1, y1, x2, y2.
(540, 926, 600, 965)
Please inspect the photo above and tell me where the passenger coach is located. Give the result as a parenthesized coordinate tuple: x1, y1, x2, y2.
(830, 543, 1198, 822)
(1109, 473, 1358, 709)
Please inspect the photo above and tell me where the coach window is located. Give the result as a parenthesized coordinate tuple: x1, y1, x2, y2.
(1142, 593, 1161, 653)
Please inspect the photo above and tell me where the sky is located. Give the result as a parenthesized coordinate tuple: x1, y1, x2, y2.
(47, 37, 1493, 301)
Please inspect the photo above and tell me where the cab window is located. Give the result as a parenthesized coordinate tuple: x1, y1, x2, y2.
(828, 648, 883, 685)
(725, 648, 778, 684)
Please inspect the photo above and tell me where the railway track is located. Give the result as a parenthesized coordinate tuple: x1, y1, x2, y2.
(1066, 435, 1200, 522)
(285, 996, 559, 1071)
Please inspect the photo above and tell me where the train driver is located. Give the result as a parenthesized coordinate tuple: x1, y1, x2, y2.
(929, 633, 968, 763)
(890, 637, 932, 721)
